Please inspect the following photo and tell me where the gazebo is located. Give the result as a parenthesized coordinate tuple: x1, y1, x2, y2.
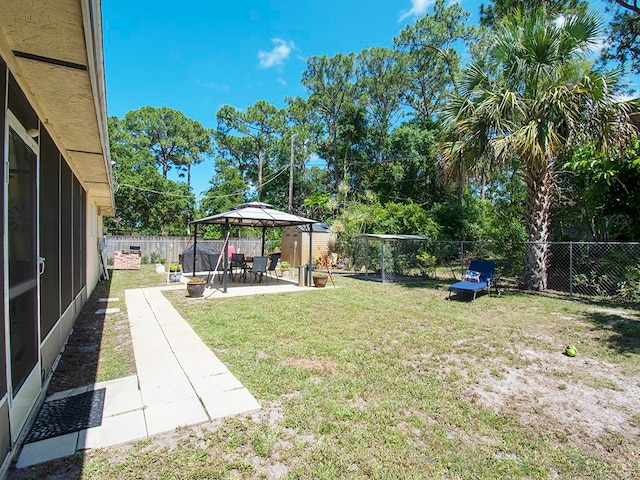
(191, 202, 318, 292)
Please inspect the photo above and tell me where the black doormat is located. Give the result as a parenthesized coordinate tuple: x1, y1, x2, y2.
(25, 388, 106, 443)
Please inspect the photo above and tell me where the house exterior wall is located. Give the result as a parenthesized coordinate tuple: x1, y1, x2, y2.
(0, 62, 102, 474)
(86, 194, 105, 295)
(0, 0, 113, 473)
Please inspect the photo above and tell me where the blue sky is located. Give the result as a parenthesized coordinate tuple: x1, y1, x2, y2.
(102, 0, 636, 200)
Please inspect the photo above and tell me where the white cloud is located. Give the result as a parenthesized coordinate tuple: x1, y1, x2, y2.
(277, 78, 287, 86)
(195, 79, 230, 91)
(398, 0, 434, 22)
(258, 38, 295, 69)
(614, 93, 638, 103)
(553, 14, 567, 28)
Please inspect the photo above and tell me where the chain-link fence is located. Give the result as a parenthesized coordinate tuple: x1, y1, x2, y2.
(352, 235, 431, 283)
(543, 242, 640, 298)
(350, 238, 640, 301)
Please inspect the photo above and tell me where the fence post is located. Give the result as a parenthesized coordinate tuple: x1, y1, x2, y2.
(381, 240, 386, 283)
(569, 242, 573, 295)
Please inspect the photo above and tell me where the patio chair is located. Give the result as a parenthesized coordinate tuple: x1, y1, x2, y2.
(206, 253, 225, 285)
(266, 252, 281, 282)
(448, 260, 496, 301)
(249, 256, 268, 284)
(230, 253, 245, 282)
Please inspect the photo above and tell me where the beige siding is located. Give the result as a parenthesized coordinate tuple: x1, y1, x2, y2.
(281, 227, 334, 267)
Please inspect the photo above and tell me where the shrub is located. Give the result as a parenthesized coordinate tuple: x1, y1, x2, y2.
(618, 265, 640, 302)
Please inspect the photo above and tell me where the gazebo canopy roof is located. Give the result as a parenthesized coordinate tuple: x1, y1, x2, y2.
(191, 202, 317, 228)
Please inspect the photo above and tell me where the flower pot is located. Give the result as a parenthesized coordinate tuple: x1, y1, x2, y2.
(187, 282, 206, 297)
(169, 272, 182, 282)
(313, 275, 328, 288)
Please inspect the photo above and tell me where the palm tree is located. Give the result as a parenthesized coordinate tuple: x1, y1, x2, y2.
(440, 8, 636, 290)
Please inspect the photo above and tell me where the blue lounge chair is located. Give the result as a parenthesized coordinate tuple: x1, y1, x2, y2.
(448, 260, 496, 301)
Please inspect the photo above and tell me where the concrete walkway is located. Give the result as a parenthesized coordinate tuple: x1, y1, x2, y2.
(16, 286, 260, 468)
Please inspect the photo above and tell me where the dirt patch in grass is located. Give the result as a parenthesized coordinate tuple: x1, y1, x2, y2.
(468, 327, 640, 460)
(282, 357, 338, 374)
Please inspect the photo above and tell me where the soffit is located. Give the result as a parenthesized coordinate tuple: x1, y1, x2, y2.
(0, 0, 114, 215)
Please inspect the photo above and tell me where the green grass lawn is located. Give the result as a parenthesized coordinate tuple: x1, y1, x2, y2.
(23, 269, 640, 479)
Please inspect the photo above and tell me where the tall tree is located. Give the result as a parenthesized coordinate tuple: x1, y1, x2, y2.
(106, 116, 195, 235)
(200, 158, 248, 216)
(356, 47, 408, 163)
(301, 54, 356, 190)
(479, 0, 587, 27)
(370, 120, 441, 206)
(123, 106, 212, 189)
(215, 101, 286, 199)
(558, 136, 640, 240)
(394, 0, 474, 120)
(440, 8, 636, 290)
(600, 0, 640, 75)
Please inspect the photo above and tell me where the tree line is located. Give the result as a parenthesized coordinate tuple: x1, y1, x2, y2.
(105, 0, 640, 290)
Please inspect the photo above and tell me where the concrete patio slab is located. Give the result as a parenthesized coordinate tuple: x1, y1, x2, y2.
(190, 372, 244, 395)
(94, 308, 120, 314)
(78, 409, 147, 450)
(15, 432, 79, 468)
(202, 388, 261, 420)
(95, 376, 143, 417)
(45, 385, 90, 402)
(144, 397, 210, 436)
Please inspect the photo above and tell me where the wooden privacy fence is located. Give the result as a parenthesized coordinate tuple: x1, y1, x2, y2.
(104, 236, 266, 265)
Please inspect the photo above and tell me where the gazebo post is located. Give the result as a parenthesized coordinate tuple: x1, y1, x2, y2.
(192, 224, 198, 277)
(223, 219, 229, 293)
(261, 227, 266, 256)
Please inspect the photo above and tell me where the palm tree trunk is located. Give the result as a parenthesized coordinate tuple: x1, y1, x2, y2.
(524, 164, 553, 290)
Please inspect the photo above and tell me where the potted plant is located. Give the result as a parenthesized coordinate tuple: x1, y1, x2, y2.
(312, 272, 328, 288)
(279, 260, 290, 277)
(186, 277, 206, 297)
(168, 263, 182, 282)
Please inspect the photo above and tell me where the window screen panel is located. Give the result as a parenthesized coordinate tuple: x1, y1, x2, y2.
(60, 162, 73, 309)
(0, 57, 6, 397)
(39, 127, 61, 335)
(72, 178, 85, 296)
